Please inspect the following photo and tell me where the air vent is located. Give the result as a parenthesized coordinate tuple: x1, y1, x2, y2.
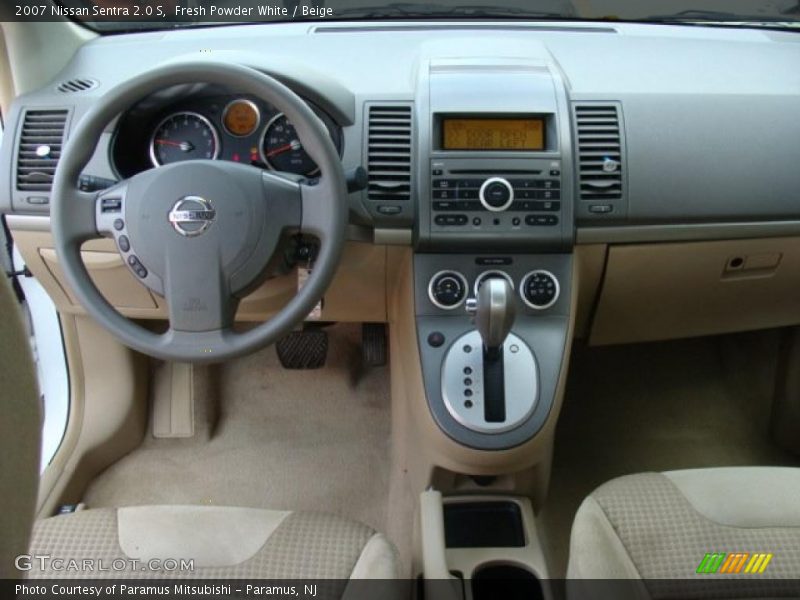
(16, 109, 68, 192)
(57, 78, 98, 94)
(366, 104, 412, 202)
(574, 104, 624, 201)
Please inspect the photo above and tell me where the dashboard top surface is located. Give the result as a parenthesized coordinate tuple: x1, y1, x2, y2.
(3, 20, 800, 244)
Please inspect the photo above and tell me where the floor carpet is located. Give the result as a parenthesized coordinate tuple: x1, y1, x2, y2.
(83, 323, 401, 563)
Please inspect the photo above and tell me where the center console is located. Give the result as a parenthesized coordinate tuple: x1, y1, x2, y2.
(412, 56, 574, 451)
(403, 53, 576, 589)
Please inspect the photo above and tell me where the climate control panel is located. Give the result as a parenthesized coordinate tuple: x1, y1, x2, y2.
(424, 265, 561, 314)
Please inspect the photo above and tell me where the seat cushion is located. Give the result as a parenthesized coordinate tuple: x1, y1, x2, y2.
(568, 468, 800, 597)
(27, 506, 398, 581)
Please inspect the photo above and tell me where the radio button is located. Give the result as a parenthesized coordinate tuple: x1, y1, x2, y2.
(510, 179, 535, 189)
(456, 179, 482, 188)
(433, 200, 457, 210)
(435, 214, 468, 226)
(433, 179, 453, 189)
(457, 189, 479, 200)
(516, 189, 536, 200)
(433, 190, 455, 199)
(458, 200, 481, 211)
(525, 214, 559, 226)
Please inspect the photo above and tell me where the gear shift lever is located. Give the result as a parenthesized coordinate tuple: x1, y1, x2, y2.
(472, 278, 516, 359)
(467, 278, 516, 422)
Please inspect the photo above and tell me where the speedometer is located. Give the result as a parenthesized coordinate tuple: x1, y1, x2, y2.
(150, 112, 220, 167)
(260, 113, 320, 177)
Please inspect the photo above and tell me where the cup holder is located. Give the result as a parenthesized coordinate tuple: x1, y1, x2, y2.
(472, 564, 544, 600)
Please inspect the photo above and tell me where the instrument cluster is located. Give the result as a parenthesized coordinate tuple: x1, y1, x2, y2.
(112, 92, 342, 179)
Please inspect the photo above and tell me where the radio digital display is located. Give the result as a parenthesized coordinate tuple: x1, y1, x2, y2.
(442, 118, 545, 151)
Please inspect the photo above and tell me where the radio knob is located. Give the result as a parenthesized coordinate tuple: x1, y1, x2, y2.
(479, 177, 514, 212)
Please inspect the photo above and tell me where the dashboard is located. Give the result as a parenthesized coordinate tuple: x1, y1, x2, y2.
(111, 87, 343, 179)
(3, 21, 800, 347)
(2, 21, 799, 245)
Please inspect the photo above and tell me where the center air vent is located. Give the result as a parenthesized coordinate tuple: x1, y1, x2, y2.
(573, 104, 624, 202)
(57, 78, 99, 94)
(16, 109, 69, 192)
(366, 104, 412, 202)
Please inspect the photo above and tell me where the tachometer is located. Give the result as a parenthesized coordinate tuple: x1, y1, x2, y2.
(260, 113, 319, 177)
(150, 112, 220, 167)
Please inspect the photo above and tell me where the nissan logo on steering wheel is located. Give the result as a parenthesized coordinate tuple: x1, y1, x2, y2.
(168, 196, 216, 237)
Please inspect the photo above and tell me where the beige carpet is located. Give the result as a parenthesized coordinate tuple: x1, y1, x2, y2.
(83, 324, 404, 564)
(538, 329, 800, 578)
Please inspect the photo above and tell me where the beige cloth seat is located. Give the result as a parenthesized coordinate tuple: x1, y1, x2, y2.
(567, 467, 800, 597)
(28, 505, 398, 581)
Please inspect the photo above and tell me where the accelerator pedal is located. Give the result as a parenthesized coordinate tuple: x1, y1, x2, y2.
(362, 323, 388, 367)
(277, 328, 328, 369)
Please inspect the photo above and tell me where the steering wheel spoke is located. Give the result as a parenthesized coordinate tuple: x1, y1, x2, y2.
(54, 187, 104, 246)
(260, 170, 304, 231)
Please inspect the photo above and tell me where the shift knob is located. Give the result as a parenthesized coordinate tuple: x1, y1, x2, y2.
(468, 278, 516, 353)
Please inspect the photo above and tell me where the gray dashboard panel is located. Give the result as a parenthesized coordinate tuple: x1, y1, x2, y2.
(415, 253, 572, 450)
(1, 21, 800, 239)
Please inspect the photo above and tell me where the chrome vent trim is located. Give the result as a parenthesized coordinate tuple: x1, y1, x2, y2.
(16, 109, 69, 192)
(57, 78, 99, 94)
(573, 104, 624, 202)
(366, 103, 413, 202)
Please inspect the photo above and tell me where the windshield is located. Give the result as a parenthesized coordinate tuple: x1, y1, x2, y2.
(12, 0, 800, 32)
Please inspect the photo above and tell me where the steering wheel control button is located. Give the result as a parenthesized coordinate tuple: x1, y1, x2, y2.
(127, 255, 148, 279)
(113, 218, 124, 231)
(427, 331, 446, 348)
(428, 270, 469, 310)
(521, 270, 560, 310)
(479, 177, 514, 212)
(117, 235, 130, 253)
(100, 197, 122, 213)
(168, 195, 216, 237)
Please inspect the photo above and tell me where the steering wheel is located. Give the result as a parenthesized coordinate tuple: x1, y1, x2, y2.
(51, 62, 347, 363)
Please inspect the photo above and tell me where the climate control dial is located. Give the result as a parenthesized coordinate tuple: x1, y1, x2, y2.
(428, 270, 469, 310)
(520, 270, 560, 310)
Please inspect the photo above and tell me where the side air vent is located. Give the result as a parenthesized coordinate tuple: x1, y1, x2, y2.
(16, 109, 69, 192)
(57, 78, 99, 94)
(366, 104, 412, 202)
(574, 104, 624, 202)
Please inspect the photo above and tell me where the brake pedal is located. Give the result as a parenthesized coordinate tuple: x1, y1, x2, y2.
(362, 323, 387, 367)
(277, 329, 328, 369)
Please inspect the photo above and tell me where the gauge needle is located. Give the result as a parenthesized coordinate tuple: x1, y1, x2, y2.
(266, 139, 301, 158)
(155, 139, 194, 152)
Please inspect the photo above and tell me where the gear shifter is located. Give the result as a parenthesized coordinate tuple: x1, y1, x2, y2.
(467, 278, 516, 422)
(472, 278, 516, 360)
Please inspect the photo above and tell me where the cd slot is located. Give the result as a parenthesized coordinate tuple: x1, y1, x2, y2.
(448, 169, 542, 175)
